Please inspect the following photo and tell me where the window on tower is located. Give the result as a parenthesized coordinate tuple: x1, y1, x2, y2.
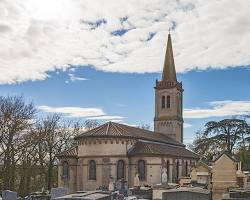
(167, 95, 170, 108)
(161, 96, 166, 109)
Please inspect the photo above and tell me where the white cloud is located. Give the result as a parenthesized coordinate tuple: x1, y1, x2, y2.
(38, 105, 125, 122)
(1, 0, 250, 84)
(184, 100, 250, 119)
(87, 115, 125, 120)
(38, 105, 105, 118)
(68, 73, 87, 82)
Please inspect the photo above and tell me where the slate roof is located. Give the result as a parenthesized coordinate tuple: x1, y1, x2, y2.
(57, 146, 78, 158)
(128, 140, 199, 159)
(75, 121, 184, 147)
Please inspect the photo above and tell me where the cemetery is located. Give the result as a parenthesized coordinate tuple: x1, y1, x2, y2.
(1, 151, 250, 200)
(1, 1, 250, 199)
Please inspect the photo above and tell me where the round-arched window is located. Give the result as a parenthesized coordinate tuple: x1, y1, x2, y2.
(62, 161, 69, 180)
(138, 160, 146, 181)
(117, 160, 125, 180)
(89, 160, 96, 180)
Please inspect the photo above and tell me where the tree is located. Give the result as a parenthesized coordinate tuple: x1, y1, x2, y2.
(32, 114, 78, 190)
(137, 123, 151, 130)
(191, 118, 250, 168)
(83, 120, 100, 131)
(0, 96, 36, 190)
(189, 130, 223, 161)
(203, 119, 248, 153)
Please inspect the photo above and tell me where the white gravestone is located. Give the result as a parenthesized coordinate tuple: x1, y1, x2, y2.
(109, 176, 115, 191)
(133, 173, 140, 187)
(161, 168, 168, 184)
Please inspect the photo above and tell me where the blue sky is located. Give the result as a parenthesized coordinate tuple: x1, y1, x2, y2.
(1, 0, 250, 144)
(1, 66, 250, 144)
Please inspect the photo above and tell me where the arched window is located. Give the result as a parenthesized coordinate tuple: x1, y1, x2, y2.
(89, 160, 96, 180)
(176, 160, 179, 179)
(167, 95, 171, 108)
(117, 160, 125, 180)
(138, 160, 146, 181)
(167, 160, 170, 181)
(62, 161, 69, 180)
(161, 96, 166, 109)
(185, 161, 188, 176)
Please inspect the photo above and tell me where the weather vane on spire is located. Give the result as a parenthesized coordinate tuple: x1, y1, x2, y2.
(168, 25, 171, 34)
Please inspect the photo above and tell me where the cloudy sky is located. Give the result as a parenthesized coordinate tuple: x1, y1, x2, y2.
(1, 0, 250, 144)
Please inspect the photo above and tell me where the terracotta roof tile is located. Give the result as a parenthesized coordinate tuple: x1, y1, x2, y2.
(75, 122, 185, 146)
(57, 146, 78, 158)
(75, 121, 184, 147)
(128, 141, 199, 159)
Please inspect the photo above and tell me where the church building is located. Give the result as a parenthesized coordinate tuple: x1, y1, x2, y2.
(57, 33, 199, 192)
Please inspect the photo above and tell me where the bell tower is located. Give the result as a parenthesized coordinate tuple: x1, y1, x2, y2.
(154, 33, 184, 143)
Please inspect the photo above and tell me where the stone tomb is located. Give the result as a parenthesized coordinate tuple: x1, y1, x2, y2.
(50, 188, 69, 200)
(2, 190, 17, 200)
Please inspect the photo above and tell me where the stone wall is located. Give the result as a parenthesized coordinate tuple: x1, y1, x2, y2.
(57, 138, 197, 192)
(154, 86, 183, 142)
(212, 154, 237, 200)
(78, 138, 135, 157)
(57, 158, 77, 193)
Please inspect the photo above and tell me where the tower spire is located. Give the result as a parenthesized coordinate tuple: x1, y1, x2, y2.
(162, 33, 177, 81)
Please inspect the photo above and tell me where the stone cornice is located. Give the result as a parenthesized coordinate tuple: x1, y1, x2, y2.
(154, 80, 183, 91)
(77, 137, 136, 145)
(154, 116, 183, 122)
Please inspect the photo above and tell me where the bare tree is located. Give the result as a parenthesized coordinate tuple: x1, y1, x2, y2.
(0, 96, 36, 190)
(32, 114, 79, 190)
(83, 120, 100, 131)
(137, 123, 151, 130)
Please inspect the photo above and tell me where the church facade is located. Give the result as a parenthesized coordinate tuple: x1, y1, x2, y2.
(57, 33, 199, 193)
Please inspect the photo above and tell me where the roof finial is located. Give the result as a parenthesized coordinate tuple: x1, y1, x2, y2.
(169, 26, 171, 35)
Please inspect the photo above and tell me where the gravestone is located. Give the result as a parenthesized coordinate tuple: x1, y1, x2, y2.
(50, 187, 69, 200)
(133, 173, 140, 188)
(2, 190, 17, 200)
(161, 168, 168, 185)
(119, 179, 128, 197)
(108, 176, 115, 191)
(115, 180, 122, 191)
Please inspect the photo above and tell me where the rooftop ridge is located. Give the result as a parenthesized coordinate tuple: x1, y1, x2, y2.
(111, 122, 125, 136)
(105, 121, 111, 135)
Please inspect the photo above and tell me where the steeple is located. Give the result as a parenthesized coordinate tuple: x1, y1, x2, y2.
(162, 33, 177, 82)
(154, 31, 183, 143)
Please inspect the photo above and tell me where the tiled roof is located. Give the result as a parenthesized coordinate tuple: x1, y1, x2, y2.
(75, 121, 184, 147)
(128, 141, 199, 159)
(57, 146, 78, 158)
